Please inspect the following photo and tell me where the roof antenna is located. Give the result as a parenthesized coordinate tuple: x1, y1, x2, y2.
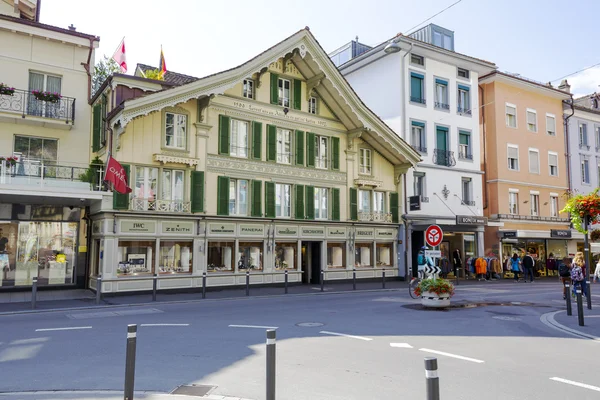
(355, 35, 359, 42)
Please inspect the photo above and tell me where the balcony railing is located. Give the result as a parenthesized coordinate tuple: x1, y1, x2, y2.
(435, 102, 450, 110)
(130, 197, 191, 213)
(433, 149, 456, 167)
(411, 145, 427, 153)
(457, 106, 472, 115)
(458, 147, 473, 160)
(358, 211, 392, 223)
(410, 96, 426, 105)
(0, 89, 75, 123)
(0, 159, 100, 190)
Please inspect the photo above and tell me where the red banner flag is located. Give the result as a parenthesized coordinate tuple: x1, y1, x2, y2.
(104, 156, 132, 194)
(112, 39, 127, 73)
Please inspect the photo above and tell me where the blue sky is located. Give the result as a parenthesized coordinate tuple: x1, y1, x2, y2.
(42, 0, 600, 97)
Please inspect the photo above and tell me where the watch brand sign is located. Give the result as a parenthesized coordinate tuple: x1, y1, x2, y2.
(162, 221, 193, 234)
(276, 226, 298, 237)
(239, 224, 265, 236)
(301, 226, 325, 237)
(209, 223, 236, 235)
(327, 227, 346, 238)
(376, 229, 396, 239)
(456, 215, 488, 226)
(551, 229, 572, 238)
(356, 229, 374, 239)
(121, 220, 156, 234)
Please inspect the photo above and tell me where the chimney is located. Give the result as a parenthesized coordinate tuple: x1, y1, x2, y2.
(558, 79, 570, 93)
(68, 24, 76, 31)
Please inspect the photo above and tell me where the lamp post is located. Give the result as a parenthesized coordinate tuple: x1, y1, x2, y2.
(584, 215, 592, 310)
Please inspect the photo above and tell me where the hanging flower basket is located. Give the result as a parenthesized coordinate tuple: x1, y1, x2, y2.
(32, 90, 62, 103)
(561, 189, 600, 233)
(414, 278, 455, 308)
(591, 229, 600, 242)
(0, 156, 18, 167)
(0, 83, 15, 96)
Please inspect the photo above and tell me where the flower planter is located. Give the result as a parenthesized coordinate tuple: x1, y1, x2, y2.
(0, 83, 15, 96)
(421, 290, 451, 308)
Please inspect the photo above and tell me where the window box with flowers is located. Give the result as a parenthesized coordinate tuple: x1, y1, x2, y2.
(32, 90, 62, 103)
(0, 83, 15, 96)
(0, 156, 18, 167)
(414, 278, 455, 308)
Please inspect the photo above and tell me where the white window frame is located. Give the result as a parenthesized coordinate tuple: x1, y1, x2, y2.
(580, 122, 589, 148)
(410, 54, 425, 67)
(315, 135, 328, 169)
(308, 97, 317, 114)
(275, 183, 291, 218)
(548, 152, 559, 176)
(526, 109, 537, 132)
(457, 87, 470, 113)
(314, 187, 328, 220)
(582, 157, 590, 184)
(230, 119, 249, 158)
(530, 192, 540, 217)
(506, 103, 517, 128)
(596, 125, 600, 150)
(161, 169, 185, 202)
(435, 80, 448, 108)
(414, 172, 426, 198)
(134, 166, 158, 201)
(373, 191, 385, 213)
(165, 112, 187, 149)
(508, 190, 519, 215)
(411, 123, 426, 152)
(546, 113, 556, 136)
(359, 148, 372, 175)
(550, 195, 559, 218)
(528, 148, 540, 174)
(278, 78, 291, 107)
(461, 177, 472, 203)
(458, 130, 471, 159)
(276, 128, 292, 164)
(358, 189, 371, 213)
(507, 144, 519, 171)
(229, 178, 248, 216)
(242, 78, 254, 99)
(457, 68, 469, 79)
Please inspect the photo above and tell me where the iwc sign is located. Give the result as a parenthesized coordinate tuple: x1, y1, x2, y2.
(456, 215, 488, 226)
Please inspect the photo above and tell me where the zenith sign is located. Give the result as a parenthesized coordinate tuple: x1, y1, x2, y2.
(425, 225, 443, 247)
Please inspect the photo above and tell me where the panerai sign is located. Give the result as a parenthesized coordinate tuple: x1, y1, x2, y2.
(162, 221, 193, 234)
(121, 220, 157, 233)
(239, 224, 265, 236)
(456, 215, 488, 226)
(551, 229, 572, 238)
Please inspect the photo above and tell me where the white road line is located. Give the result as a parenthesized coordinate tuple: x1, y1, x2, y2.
(319, 331, 372, 341)
(390, 343, 413, 348)
(140, 324, 190, 327)
(419, 348, 484, 363)
(228, 324, 278, 329)
(35, 326, 92, 332)
(550, 377, 600, 392)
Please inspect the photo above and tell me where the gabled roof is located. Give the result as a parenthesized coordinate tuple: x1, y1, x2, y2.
(479, 71, 571, 100)
(0, 12, 98, 40)
(135, 64, 199, 86)
(112, 28, 421, 167)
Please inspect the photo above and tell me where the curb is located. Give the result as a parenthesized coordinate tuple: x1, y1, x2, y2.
(540, 310, 600, 341)
(0, 390, 253, 399)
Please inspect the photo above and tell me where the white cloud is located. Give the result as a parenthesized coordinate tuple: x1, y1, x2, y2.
(564, 66, 600, 97)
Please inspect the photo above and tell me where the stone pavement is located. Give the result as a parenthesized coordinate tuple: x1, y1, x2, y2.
(0, 391, 254, 400)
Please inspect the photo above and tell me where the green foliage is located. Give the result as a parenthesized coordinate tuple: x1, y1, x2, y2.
(414, 278, 455, 298)
(561, 189, 600, 233)
(79, 156, 104, 188)
(92, 56, 121, 96)
(143, 69, 165, 81)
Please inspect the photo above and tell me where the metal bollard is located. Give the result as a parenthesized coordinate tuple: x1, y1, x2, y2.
(353, 268, 356, 290)
(320, 270, 324, 292)
(124, 324, 137, 400)
(152, 274, 158, 302)
(266, 329, 276, 400)
(565, 283, 572, 316)
(424, 357, 440, 400)
(202, 272, 207, 299)
(246, 270, 250, 296)
(586, 280, 592, 310)
(96, 275, 102, 305)
(382, 268, 386, 289)
(284, 270, 288, 294)
(576, 288, 585, 327)
(31, 276, 38, 310)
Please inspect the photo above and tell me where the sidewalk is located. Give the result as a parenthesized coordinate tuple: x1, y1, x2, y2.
(0, 391, 254, 400)
(551, 295, 600, 339)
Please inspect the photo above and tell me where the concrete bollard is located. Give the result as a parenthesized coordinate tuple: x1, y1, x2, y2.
(576, 288, 585, 327)
(202, 272, 207, 299)
(124, 324, 137, 400)
(424, 357, 440, 400)
(31, 276, 38, 310)
(565, 282, 572, 316)
(246, 270, 250, 296)
(266, 329, 276, 400)
(284, 270, 288, 294)
(152, 274, 158, 302)
(96, 275, 102, 305)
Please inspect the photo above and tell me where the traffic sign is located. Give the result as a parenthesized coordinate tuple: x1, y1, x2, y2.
(425, 250, 441, 258)
(425, 266, 442, 275)
(425, 225, 443, 247)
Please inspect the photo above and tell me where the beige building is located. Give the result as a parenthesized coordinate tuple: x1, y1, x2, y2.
(479, 71, 575, 273)
(0, 0, 100, 290)
(90, 28, 420, 294)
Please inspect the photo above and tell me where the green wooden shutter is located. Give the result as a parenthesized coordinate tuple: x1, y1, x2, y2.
(295, 185, 305, 219)
(267, 124, 277, 162)
(305, 186, 315, 220)
(295, 130, 304, 165)
(92, 104, 101, 152)
(251, 180, 262, 217)
(270, 73, 279, 105)
(293, 79, 302, 110)
(349, 187, 358, 221)
(332, 188, 340, 221)
(217, 176, 230, 216)
(331, 137, 340, 170)
(265, 181, 275, 218)
(252, 121, 262, 160)
(306, 132, 315, 168)
(390, 192, 399, 223)
(218, 115, 230, 155)
(190, 171, 205, 213)
(112, 164, 130, 210)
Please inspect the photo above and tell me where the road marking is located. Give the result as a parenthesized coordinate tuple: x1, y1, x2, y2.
(35, 326, 92, 332)
(319, 331, 372, 341)
(550, 377, 600, 392)
(140, 324, 189, 327)
(419, 348, 484, 363)
(540, 311, 600, 341)
(10, 338, 48, 345)
(228, 324, 278, 329)
(390, 343, 413, 348)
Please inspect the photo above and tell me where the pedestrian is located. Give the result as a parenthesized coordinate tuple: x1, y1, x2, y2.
(558, 257, 572, 300)
(594, 258, 600, 283)
(571, 252, 588, 297)
(511, 253, 521, 282)
(522, 250, 535, 283)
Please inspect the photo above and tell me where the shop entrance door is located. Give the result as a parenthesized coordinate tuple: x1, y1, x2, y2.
(301, 241, 321, 284)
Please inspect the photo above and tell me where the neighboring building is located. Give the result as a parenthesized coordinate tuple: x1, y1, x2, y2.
(0, 0, 100, 290)
(335, 25, 496, 276)
(329, 38, 371, 67)
(89, 28, 420, 294)
(479, 71, 575, 267)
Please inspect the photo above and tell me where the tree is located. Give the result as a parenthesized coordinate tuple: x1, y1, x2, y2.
(142, 69, 165, 81)
(92, 56, 121, 96)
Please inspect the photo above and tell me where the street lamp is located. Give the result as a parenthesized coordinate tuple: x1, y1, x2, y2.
(384, 40, 401, 54)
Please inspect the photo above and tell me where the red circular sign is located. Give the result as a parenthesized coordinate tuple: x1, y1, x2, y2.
(425, 225, 443, 247)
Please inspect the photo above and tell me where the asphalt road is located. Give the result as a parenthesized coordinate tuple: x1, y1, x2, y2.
(1, 282, 599, 400)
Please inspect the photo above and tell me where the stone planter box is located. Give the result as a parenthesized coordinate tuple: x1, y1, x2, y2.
(421, 290, 451, 308)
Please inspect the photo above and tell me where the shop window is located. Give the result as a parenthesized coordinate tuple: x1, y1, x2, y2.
(376, 243, 393, 267)
(327, 242, 346, 269)
(117, 240, 155, 276)
(159, 241, 192, 273)
(238, 242, 263, 271)
(355, 243, 372, 268)
(463, 234, 476, 258)
(207, 241, 234, 272)
(275, 243, 296, 270)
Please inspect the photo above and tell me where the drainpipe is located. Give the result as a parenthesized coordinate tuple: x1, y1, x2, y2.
(479, 84, 488, 210)
(564, 96, 575, 193)
(400, 42, 413, 280)
(81, 37, 98, 102)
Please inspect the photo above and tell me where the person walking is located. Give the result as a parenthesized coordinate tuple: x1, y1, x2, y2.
(522, 250, 535, 283)
(593, 258, 600, 283)
(558, 257, 572, 300)
(571, 252, 588, 297)
(510, 253, 521, 282)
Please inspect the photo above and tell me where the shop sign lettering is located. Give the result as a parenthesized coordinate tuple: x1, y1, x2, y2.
(121, 220, 156, 234)
(162, 221, 193, 234)
(276, 226, 298, 236)
(209, 223, 236, 235)
(356, 229, 374, 238)
(301, 226, 325, 237)
(376, 229, 396, 239)
(550, 229, 572, 238)
(456, 215, 488, 226)
(327, 227, 346, 238)
(239, 225, 265, 236)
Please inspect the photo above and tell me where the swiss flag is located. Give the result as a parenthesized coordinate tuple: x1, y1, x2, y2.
(104, 156, 132, 194)
(112, 39, 127, 73)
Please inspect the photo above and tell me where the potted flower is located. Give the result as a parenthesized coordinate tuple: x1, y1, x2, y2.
(561, 189, 600, 233)
(31, 90, 62, 103)
(414, 278, 455, 308)
(0, 156, 18, 167)
(0, 83, 15, 96)
(591, 229, 600, 242)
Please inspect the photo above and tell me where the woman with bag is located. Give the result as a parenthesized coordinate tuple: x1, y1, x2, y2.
(511, 253, 521, 282)
(571, 252, 588, 297)
(593, 258, 600, 283)
(558, 257, 572, 300)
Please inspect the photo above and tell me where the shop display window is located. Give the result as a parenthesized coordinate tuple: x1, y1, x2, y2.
(464, 234, 476, 258)
(117, 240, 155, 276)
(376, 243, 393, 267)
(547, 240, 568, 261)
(355, 243, 373, 268)
(275, 243, 296, 270)
(207, 241, 234, 272)
(327, 242, 346, 269)
(238, 242, 263, 271)
(159, 241, 192, 273)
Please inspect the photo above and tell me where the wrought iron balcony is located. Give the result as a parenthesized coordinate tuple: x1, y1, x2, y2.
(433, 149, 456, 167)
(435, 102, 450, 110)
(457, 106, 472, 115)
(410, 96, 426, 105)
(0, 89, 75, 123)
(130, 197, 191, 213)
(458, 147, 473, 160)
(0, 159, 100, 190)
(411, 145, 427, 154)
(358, 211, 392, 223)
